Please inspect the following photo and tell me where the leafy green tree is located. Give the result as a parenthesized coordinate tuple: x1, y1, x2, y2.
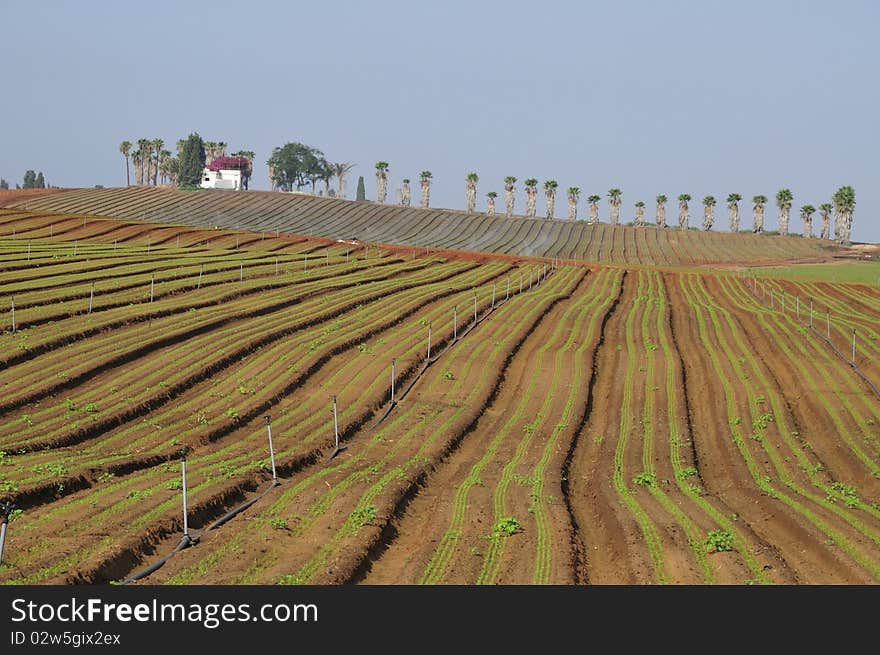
(0, 179, 8, 190)
(178, 133, 206, 188)
(356, 175, 366, 201)
(23, 170, 36, 189)
(266, 142, 326, 192)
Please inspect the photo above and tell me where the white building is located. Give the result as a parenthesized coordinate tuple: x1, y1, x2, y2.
(200, 168, 242, 191)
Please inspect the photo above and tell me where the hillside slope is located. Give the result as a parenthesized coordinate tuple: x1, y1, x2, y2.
(11, 186, 841, 266)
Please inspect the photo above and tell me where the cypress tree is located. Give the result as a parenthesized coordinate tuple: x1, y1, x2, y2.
(356, 175, 366, 201)
(23, 170, 36, 189)
(178, 133, 206, 188)
(35, 172, 45, 188)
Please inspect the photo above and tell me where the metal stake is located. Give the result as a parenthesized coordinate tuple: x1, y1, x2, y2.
(10, 298, 15, 334)
(197, 265, 203, 289)
(810, 300, 813, 328)
(265, 416, 277, 481)
(88, 283, 94, 314)
(529, 271, 533, 291)
(73, 241, 78, 256)
(473, 292, 478, 324)
(150, 274, 155, 303)
(180, 448, 189, 539)
(453, 306, 457, 340)
(827, 312, 831, 339)
(240, 262, 243, 281)
(275, 257, 279, 275)
(852, 330, 857, 366)
(332, 395, 339, 450)
(520, 273, 523, 294)
(27, 240, 30, 261)
(796, 296, 799, 320)
(391, 359, 396, 403)
(426, 323, 432, 360)
(0, 501, 11, 567)
(491, 283, 496, 310)
(506, 276, 510, 301)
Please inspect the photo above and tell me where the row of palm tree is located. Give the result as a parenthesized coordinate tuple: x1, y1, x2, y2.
(368, 165, 856, 243)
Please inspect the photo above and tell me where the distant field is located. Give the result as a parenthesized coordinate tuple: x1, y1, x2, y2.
(8, 186, 845, 267)
(748, 261, 880, 285)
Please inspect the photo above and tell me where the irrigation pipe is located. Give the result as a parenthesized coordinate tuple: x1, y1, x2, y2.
(119, 479, 281, 585)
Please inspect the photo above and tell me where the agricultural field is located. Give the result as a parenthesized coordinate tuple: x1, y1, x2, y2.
(0, 204, 878, 586)
(8, 186, 850, 267)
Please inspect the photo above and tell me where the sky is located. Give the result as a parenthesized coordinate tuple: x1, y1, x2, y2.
(1, 0, 877, 242)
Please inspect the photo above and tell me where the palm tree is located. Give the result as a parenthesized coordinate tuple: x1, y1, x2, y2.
(752, 195, 768, 233)
(401, 178, 411, 207)
(634, 201, 646, 227)
(800, 205, 816, 238)
(726, 193, 742, 232)
(504, 176, 517, 217)
(677, 194, 691, 230)
(151, 139, 164, 185)
(608, 188, 622, 225)
(419, 170, 432, 208)
(832, 185, 856, 243)
(544, 180, 558, 219)
(775, 188, 793, 235)
(204, 141, 217, 166)
(818, 203, 833, 240)
(119, 141, 132, 186)
(231, 150, 255, 190)
(375, 161, 390, 203)
(486, 191, 498, 215)
(466, 172, 479, 212)
(567, 187, 580, 220)
(332, 162, 355, 198)
(524, 178, 539, 217)
(587, 195, 601, 224)
(137, 139, 151, 185)
(702, 196, 716, 230)
(158, 149, 171, 184)
(130, 148, 142, 186)
(655, 194, 667, 228)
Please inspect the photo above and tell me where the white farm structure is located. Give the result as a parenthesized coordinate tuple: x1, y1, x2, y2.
(200, 167, 243, 191)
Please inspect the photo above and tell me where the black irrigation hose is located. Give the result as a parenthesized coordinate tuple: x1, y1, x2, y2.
(120, 535, 195, 585)
(119, 480, 281, 585)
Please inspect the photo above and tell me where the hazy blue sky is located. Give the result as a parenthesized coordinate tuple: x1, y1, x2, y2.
(1, 0, 877, 242)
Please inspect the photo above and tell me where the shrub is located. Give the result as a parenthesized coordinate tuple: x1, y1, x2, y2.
(494, 516, 521, 536)
(705, 529, 735, 553)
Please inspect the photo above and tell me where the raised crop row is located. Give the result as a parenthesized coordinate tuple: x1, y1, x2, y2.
(6, 187, 835, 266)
